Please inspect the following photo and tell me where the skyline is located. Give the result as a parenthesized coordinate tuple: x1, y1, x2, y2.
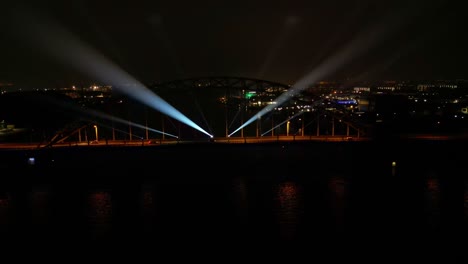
(1, 0, 467, 89)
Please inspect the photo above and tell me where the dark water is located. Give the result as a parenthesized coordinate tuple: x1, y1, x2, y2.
(0, 140, 467, 259)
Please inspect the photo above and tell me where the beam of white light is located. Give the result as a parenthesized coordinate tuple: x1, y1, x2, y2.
(94, 121, 144, 140)
(40, 92, 179, 139)
(257, 15, 300, 79)
(85, 108, 178, 138)
(261, 110, 304, 136)
(148, 14, 185, 79)
(228, 107, 242, 130)
(230, 8, 410, 137)
(9, 5, 212, 138)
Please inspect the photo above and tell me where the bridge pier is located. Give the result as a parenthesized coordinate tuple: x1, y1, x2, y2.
(332, 117, 335, 136)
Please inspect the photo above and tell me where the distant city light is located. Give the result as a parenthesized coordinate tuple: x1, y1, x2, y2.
(229, 5, 410, 137)
(27, 157, 35, 165)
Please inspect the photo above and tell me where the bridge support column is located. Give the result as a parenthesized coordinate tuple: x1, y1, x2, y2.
(256, 118, 259, 138)
(271, 117, 274, 137)
(145, 123, 149, 140)
(301, 117, 304, 136)
(225, 105, 228, 137)
(316, 114, 320, 137)
(332, 117, 335, 136)
(112, 119, 116, 141)
(258, 117, 261, 137)
(241, 114, 244, 138)
(162, 115, 165, 140)
(145, 108, 149, 140)
(346, 125, 350, 137)
(129, 123, 133, 141)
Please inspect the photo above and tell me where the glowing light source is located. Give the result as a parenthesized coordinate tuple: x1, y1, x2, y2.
(93, 125, 98, 142)
(27, 157, 36, 165)
(230, 7, 409, 137)
(10, 6, 213, 139)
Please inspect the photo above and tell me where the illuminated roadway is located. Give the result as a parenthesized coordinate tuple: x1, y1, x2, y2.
(0, 135, 365, 150)
(0, 133, 466, 150)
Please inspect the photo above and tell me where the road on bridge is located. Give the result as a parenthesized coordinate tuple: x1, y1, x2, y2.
(0, 135, 369, 150)
(1, 133, 464, 150)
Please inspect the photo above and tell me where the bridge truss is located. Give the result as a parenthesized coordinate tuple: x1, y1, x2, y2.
(43, 76, 370, 147)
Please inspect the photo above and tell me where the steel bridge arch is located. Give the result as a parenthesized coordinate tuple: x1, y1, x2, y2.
(149, 76, 294, 111)
(149, 76, 291, 95)
(148, 76, 370, 138)
(148, 76, 296, 138)
(43, 76, 371, 147)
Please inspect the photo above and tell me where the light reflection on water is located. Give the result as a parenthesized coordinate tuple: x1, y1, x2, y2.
(231, 177, 248, 225)
(142, 189, 154, 215)
(140, 184, 156, 233)
(0, 192, 11, 232)
(465, 182, 468, 222)
(0, 163, 464, 245)
(329, 175, 347, 231)
(31, 186, 51, 227)
(88, 190, 113, 238)
(274, 181, 302, 240)
(425, 174, 440, 229)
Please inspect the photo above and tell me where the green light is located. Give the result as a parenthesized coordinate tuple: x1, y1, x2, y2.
(245, 92, 256, 99)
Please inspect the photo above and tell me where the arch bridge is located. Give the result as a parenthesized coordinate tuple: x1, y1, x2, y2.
(43, 76, 370, 147)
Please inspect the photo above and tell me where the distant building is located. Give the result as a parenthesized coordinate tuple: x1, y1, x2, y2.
(417, 83, 458, 92)
(353, 87, 371, 93)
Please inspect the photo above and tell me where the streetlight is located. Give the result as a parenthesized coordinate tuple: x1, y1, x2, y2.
(93, 125, 99, 142)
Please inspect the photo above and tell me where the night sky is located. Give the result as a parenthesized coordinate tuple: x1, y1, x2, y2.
(1, 0, 467, 89)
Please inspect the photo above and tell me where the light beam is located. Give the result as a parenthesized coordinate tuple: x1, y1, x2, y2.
(230, 6, 411, 137)
(9, 5, 212, 138)
(261, 110, 304, 136)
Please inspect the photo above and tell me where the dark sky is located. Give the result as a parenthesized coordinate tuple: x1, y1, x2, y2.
(1, 0, 467, 89)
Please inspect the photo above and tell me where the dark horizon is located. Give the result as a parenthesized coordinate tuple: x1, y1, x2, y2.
(1, 0, 468, 90)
